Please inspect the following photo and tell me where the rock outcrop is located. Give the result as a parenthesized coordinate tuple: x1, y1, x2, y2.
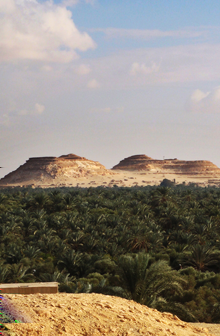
(112, 154, 220, 176)
(0, 154, 112, 186)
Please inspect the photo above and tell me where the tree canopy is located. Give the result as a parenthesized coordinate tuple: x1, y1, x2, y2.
(1, 185, 220, 322)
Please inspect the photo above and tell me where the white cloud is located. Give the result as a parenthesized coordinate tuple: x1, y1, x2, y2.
(130, 62, 160, 75)
(18, 103, 45, 116)
(0, 0, 96, 63)
(0, 0, 16, 13)
(190, 87, 220, 113)
(92, 27, 204, 40)
(34, 103, 45, 114)
(87, 79, 100, 89)
(75, 64, 91, 75)
(190, 89, 210, 102)
(83, 43, 220, 88)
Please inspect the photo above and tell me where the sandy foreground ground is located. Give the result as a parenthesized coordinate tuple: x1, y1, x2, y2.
(192, 324, 220, 336)
(2, 293, 218, 336)
(1, 170, 220, 189)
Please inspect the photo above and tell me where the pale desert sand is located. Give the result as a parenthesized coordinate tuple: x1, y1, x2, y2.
(192, 324, 220, 336)
(2, 170, 220, 189)
(3, 293, 217, 336)
(71, 170, 220, 188)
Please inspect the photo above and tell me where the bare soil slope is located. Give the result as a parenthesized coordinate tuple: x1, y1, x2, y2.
(4, 293, 215, 336)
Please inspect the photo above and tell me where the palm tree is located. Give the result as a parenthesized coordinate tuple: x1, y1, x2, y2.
(24, 245, 41, 259)
(54, 238, 69, 255)
(21, 212, 36, 237)
(58, 250, 84, 276)
(38, 269, 75, 283)
(0, 263, 10, 282)
(6, 244, 24, 264)
(0, 193, 8, 204)
(180, 244, 220, 272)
(7, 263, 34, 283)
(31, 193, 50, 210)
(128, 234, 149, 252)
(117, 252, 185, 306)
(70, 231, 87, 250)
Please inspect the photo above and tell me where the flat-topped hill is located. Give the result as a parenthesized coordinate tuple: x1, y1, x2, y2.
(1, 153, 220, 188)
(112, 154, 220, 176)
(0, 154, 112, 186)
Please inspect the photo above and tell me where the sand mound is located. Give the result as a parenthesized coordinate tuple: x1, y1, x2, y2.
(4, 293, 214, 336)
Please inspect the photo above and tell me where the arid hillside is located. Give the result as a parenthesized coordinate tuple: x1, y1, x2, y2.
(1, 153, 220, 188)
(3, 293, 215, 336)
(0, 154, 113, 187)
(112, 154, 220, 176)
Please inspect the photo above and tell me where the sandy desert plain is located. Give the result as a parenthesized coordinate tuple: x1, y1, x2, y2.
(33, 170, 220, 189)
(2, 170, 215, 188)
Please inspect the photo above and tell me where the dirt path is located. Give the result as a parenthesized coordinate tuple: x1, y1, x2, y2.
(2, 293, 216, 336)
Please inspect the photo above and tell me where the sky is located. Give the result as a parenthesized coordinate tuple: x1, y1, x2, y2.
(1, 0, 220, 178)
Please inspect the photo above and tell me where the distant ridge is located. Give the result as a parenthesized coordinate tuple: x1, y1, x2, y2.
(1, 153, 220, 188)
(112, 154, 220, 176)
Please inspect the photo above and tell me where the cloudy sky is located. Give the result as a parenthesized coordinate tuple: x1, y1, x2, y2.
(1, 0, 220, 178)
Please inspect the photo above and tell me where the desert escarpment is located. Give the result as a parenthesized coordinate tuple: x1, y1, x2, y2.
(1, 153, 220, 188)
(0, 154, 113, 186)
(112, 154, 220, 176)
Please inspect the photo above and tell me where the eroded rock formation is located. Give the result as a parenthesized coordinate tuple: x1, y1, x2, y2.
(1, 153, 220, 188)
(0, 154, 112, 186)
(112, 154, 220, 176)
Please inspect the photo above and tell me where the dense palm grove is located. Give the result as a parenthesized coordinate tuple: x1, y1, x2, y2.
(1, 185, 220, 322)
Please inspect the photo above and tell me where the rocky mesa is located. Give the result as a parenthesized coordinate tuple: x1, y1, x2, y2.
(0, 154, 113, 187)
(1, 153, 220, 188)
(112, 154, 220, 176)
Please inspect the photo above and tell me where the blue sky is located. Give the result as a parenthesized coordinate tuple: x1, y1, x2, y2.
(1, 0, 220, 178)
(65, 1, 220, 30)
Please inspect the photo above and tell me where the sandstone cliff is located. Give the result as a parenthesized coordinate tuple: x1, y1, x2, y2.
(0, 154, 112, 186)
(112, 154, 220, 176)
